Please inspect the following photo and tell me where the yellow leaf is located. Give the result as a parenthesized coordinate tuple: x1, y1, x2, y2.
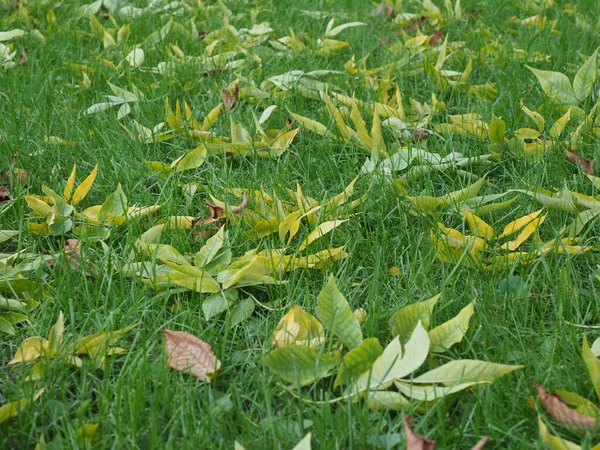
(549, 108, 571, 139)
(526, 66, 579, 105)
(428, 301, 475, 353)
(500, 214, 546, 251)
(498, 209, 544, 239)
(297, 220, 348, 251)
(63, 163, 77, 202)
(72, 164, 98, 206)
(271, 305, 325, 348)
(521, 103, 545, 131)
(461, 209, 494, 240)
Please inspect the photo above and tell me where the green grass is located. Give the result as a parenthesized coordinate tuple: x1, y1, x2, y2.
(2, 0, 600, 448)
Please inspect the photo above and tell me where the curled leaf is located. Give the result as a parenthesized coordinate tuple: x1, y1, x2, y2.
(534, 382, 598, 433)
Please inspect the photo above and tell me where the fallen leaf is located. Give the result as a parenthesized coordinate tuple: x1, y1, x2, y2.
(429, 30, 443, 47)
(411, 129, 429, 142)
(18, 47, 28, 65)
(534, 382, 599, 432)
(0, 185, 9, 203)
(404, 416, 436, 450)
(566, 151, 595, 175)
(162, 329, 221, 381)
(471, 436, 489, 449)
(222, 85, 239, 110)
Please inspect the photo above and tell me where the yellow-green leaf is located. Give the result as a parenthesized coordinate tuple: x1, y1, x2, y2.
(526, 66, 579, 105)
(573, 49, 598, 103)
(412, 359, 522, 385)
(264, 345, 337, 386)
(297, 220, 347, 251)
(583, 336, 600, 399)
(316, 275, 362, 349)
(0, 389, 45, 425)
(390, 294, 440, 343)
(488, 114, 506, 144)
(428, 302, 475, 353)
(334, 337, 383, 388)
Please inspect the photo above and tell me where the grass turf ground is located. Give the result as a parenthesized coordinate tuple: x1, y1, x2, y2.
(2, 0, 600, 448)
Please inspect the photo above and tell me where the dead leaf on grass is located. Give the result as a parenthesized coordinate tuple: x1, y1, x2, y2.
(534, 382, 599, 433)
(162, 329, 221, 381)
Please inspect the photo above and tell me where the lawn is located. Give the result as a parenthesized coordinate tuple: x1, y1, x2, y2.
(2, 0, 600, 448)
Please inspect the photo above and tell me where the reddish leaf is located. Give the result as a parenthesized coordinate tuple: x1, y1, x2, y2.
(471, 436, 489, 450)
(18, 47, 28, 65)
(411, 129, 429, 142)
(47, 239, 98, 276)
(566, 151, 595, 175)
(162, 330, 221, 381)
(534, 382, 599, 432)
(404, 416, 436, 450)
(222, 85, 239, 111)
(0, 185, 9, 204)
(429, 30, 443, 47)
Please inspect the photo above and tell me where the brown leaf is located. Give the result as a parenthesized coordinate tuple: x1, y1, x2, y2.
(404, 416, 436, 450)
(222, 85, 239, 111)
(46, 239, 98, 276)
(0, 185, 9, 204)
(471, 436, 489, 450)
(534, 382, 599, 432)
(231, 192, 248, 214)
(429, 30, 443, 47)
(566, 151, 595, 175)
(18, 47, 28, 65)
(162, 330, 221, 381)
(411, 129, 429, 142)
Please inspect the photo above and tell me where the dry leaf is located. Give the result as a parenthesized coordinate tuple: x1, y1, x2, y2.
(162, 329, 221, 381)
(534, 382, 599, 432)
(18, 47, 28, 65)
(471, 436, 489, 450)
(566, 151, 595, 175)
(222, 85, 239, 111)
(0, 185, 9, 204)
(429, 30, 443, 47)
(404, 416, 436, 450)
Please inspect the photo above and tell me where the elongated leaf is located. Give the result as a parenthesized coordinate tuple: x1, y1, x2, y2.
(395, 379, 482, 401)
(298, 220, 347, 251)
(264, 345, 337, 386)
(98, 184, 127, 222)
(72, 164, 98, 206)
(412, 360, 522, 385)
(0, 389, 45, 425)
(538, 416, 582, 450)
(428, 301, 475, 353)
(316, 275, 362, 349)
(573, 49, 598, 103)
(583, 336, 600, 399)
(526, 66, 579, 105)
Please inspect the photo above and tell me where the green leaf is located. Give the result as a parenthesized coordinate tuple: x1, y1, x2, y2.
(412, 359, 522, 385)
(583, 336, 600, 399)
(428, 301, 475, 353)
(264, 346, 337, 386)
(316, 275, 362, 349)
(47, 312, 64, 354)
(98, 184, 128, 222)
(526, 66, 579, 105)
(367, 391, 411, 410)
(228, 297, 255, 328)
(488, 114, 506, 144)
(202, 293, 230, 321)
(0, 389, 45, 425)
(390, 294, 440, 343)
(174, 145, 208, 172)
(573, 49, 598, 103)
(195, 226, 226, 268)
(334, 337, 383, 388)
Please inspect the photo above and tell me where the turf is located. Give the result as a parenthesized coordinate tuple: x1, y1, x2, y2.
(1, 0, 600, 448)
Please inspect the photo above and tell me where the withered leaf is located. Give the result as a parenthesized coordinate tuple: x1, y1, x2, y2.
(0, 185, 9, 204)
(471, 436, 489, 450)
(222, 85, 239, 111)
(18, 47, 28, 65)
(404, 416, 436, 450)
(162, 330, 221, 381)
(534, 382, 599, 433)
(566, 151, 595, 175)
(429, 30, 443, 47)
